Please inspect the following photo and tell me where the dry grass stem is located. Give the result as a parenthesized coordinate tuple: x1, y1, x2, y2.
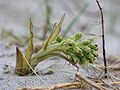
(96, 0, 107, 77)
(17, 82, 85, 90)
(76, 72, 107, 90)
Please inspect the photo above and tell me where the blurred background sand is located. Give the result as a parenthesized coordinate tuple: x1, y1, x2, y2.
(0, 0, 120, 55)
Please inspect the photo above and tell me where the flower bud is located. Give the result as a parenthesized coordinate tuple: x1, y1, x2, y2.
(74, 47, 83, 56)
(83, 46, 91, 54)
(82, 40, 91, 45)
(80, 57, 86, 64)
(89, 58, 94, 63)
(92, 51, 98, 57)
(94, 44, 98, 51)
(67, 39, 75, 46)
(86, 53, 96, 63)
(87, 38, 95, 43)
(87, 53, 94, 58)
(56, 35, 63, 43)
(71, 33, 83, 41)
(74, 33, 83, 40)
(88, 44, 98, 51)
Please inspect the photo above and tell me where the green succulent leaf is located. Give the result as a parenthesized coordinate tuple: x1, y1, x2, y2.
(42, 14, 65, 50)
(42, 23, 57, 50)
(15, 47, 31, 76)
(15, 18, 33, 76)
(25, 18, 33, 61)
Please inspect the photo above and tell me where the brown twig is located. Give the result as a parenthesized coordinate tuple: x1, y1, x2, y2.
(96, 0, 108, 78)
(17, 82, 84, 90)
(76, 73, 107, 90)
(16, 80, 120, 90)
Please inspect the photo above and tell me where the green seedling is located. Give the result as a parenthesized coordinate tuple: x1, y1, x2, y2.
(15, 14, 98, 76)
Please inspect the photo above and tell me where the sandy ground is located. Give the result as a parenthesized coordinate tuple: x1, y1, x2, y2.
(0, 44, 90, 90)
(0, 0, 120, 90)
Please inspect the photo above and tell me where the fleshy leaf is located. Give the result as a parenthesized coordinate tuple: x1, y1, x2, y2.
(25, 18, 33, 61)
(15, 18, 33, 76)
(42, 23, 57, 50)
(15, 47, 31, 76)
(43, 14, 65, 50)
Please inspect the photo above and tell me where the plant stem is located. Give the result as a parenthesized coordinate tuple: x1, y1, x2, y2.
(96, 0, 107, 78)
(31, 43, 69, 68)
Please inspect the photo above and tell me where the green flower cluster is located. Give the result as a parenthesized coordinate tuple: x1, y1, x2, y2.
(55, 33, 98, 65)
(15, 14, 99, 76)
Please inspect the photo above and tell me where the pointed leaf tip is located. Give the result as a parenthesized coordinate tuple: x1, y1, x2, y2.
(42, 14, 65, 50)
(15, 47, 31, 75)
(25, 18, 34, 61)
(29, 18, 33, 38)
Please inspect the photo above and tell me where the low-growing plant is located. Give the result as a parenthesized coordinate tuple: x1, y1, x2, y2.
(15, 14, 98, 76)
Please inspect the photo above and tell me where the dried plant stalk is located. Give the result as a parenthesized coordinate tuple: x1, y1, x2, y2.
(76, 73, 107, 90)
(96, 0, 108, 77)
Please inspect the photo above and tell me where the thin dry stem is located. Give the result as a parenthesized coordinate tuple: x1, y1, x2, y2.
(16, 81, 120, 90)
(23, 54, 50, 90)
(76, 72, 107, 90)
(17, 82, 84, 90)
(96, 0, 107, 78)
